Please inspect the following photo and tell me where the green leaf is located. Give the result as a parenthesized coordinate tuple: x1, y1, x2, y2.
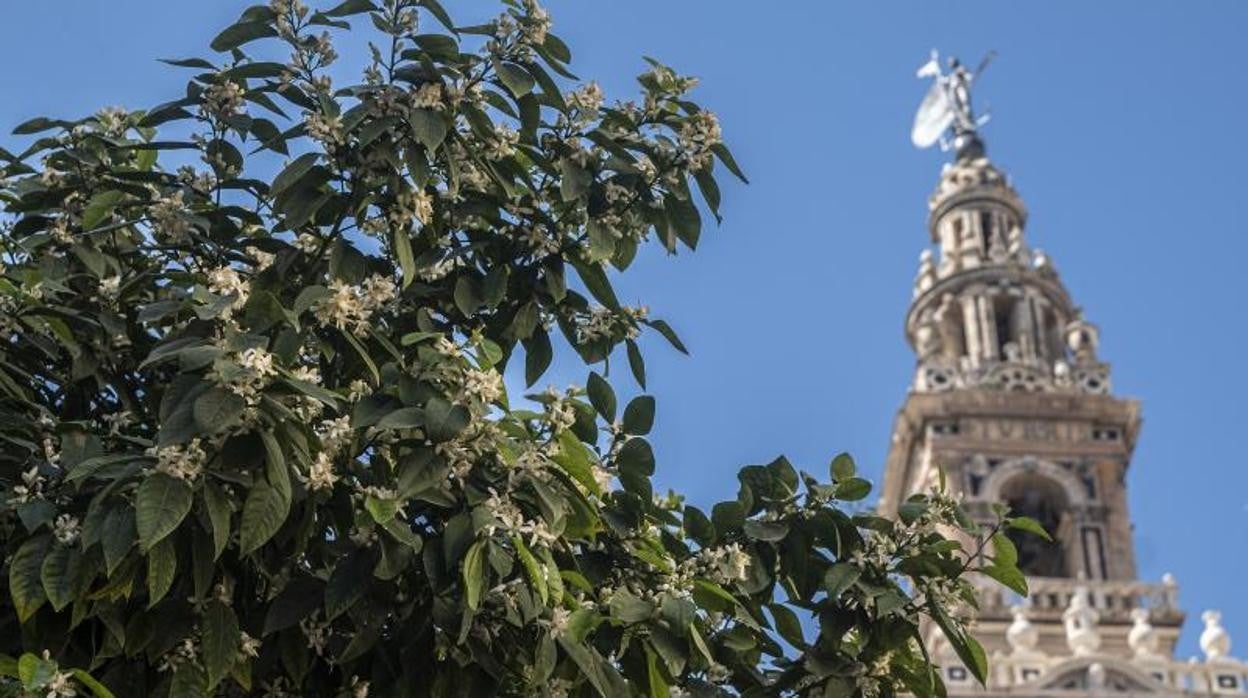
(644, 319, 687, 354)
(136, 473, 193, 551)
(1008, 515, 1053, 542)
(325, 551, 371, 620)
(683, 506, 715, 546)
(609, 590, 654, 623)
(769, 603, 806, 649)
(524, 330, 553, 387)
(712, 143, 749, 183)
(70, 670, 116, 698)
(10, 536, 49, 622)
(203, 601, 240, 690)
(192, 386, 246, 434)
(271, 152, 320, 197)
(147, 535, 177, 606)
(616, 437, 655, 477)
(496, 61, 536, 97)
(203, 484, 232, 559)
(743, 519, 789, 541)
(835, 477, 872, 502)
(40, 544, 76, 612)
(621, 396, 655, 435)
(376, 407, 425, 430)
(513, 536, 548, 605)
(559, 159, 592, 202)
(462, 539, 487, 610)
(991, 532, 1018, 567)
(982, 561, 1028, 597)
(323, 0, 376, 16)
(586, 372, 616, 422)
(664, 192, 701, 250)
(824, 562, 861, 597)
(210, 21, 277, 52)
(830, 452, 856, 481)
(13, 117, 64, 135)
(424, 396, 469, 442)
(626, 339, 646, 388)
(408, 110, 447, 152)
(100, 508, 136, 574)
(711, 501, 745, 534)
(394, 229, 417, 289)
(238, 481, 290, 555)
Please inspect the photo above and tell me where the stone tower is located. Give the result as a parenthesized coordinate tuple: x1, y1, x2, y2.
(879, 133, 1244, 694)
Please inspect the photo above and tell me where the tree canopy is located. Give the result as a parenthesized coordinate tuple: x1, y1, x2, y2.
(0, 1, 1036, 696)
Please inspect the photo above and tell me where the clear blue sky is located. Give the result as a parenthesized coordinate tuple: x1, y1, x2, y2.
(4, 2, 1246, 658)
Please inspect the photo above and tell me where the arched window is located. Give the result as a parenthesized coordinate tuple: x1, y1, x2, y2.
(999, 474, 1069, 578)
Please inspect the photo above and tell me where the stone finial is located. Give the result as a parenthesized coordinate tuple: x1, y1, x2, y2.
(1201, 610, 1232, 663)
(1006, 605, 1040, 657)
(1128, 608, 1160, 659)
(1161, 573, 1180, 609)
(915, 250, 937, 296)
(1063, 586, 1102, 656)
(1065, 312, 1100, 364)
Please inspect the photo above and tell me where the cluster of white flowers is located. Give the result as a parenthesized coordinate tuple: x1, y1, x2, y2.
(291, 32, 337, 72)
(481, 489, 558, 547)
(591, 465, 614, 493)
(95, 106, 129, 138)
(52, 513, 81, 545)
(411, 82, 444, 110)
(485, 124, 519, 161)
(542, 390, 577, 433)
(148, 190, 192, 243)
(294, 231, 321, 254)
(691, 543, 751, 585)
(239, 631, 262, 660)
(201, 80, 246, 121)
(47, 217, 73, 246)
(520, 0, 551, 45)
(346, 379, 371, 402)
(208, 346, 278, 407)
(313, 275, 397, 335)
(96, 275, 121, 303)
(206, 265, 251, 320)
(461, 367, 503, 406)
(42, 666, 77, 698)
(678, 111, 723, 172)
(390, 187, 434, 229)
(176, 164, 217, 194)
(147, 439, 208, 481)
(576, 304, 647, 344)
(303, 451, 339, 492)
(157, 636, 200, 674)
(270, 0, 309, 35)
(517, 223, 560, 258)
(300, 612, 330, 656)
(304, 111, 346, 147)
(9, 467, 45, 504)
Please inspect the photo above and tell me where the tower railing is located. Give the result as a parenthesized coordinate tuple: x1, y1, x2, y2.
(972, 575, 1183, 624)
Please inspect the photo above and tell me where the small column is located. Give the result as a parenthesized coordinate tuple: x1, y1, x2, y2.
(960, 294, 982, 366)
(978, 294, 999, 360)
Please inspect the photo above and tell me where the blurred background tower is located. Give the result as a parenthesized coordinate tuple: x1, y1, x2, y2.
(881, 57, 1245, 694)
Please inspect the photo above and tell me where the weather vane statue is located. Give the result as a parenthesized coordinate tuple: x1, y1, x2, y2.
(911, 50, 996, 159)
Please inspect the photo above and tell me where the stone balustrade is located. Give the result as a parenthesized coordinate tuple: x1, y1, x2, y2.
(973, 574, 1183, 624)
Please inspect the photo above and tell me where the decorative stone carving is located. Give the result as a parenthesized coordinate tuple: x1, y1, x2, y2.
(1007, 605, 1041, 657)
(1063, 586, 1101, 656)
(1127, 608, 1160, 659)
(1201, 610, 1232, 663)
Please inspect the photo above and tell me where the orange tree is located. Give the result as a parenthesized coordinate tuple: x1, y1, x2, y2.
(0, 1, 1035, 695)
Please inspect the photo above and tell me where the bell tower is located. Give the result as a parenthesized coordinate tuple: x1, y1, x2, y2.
(883, 51, 1245, 695)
